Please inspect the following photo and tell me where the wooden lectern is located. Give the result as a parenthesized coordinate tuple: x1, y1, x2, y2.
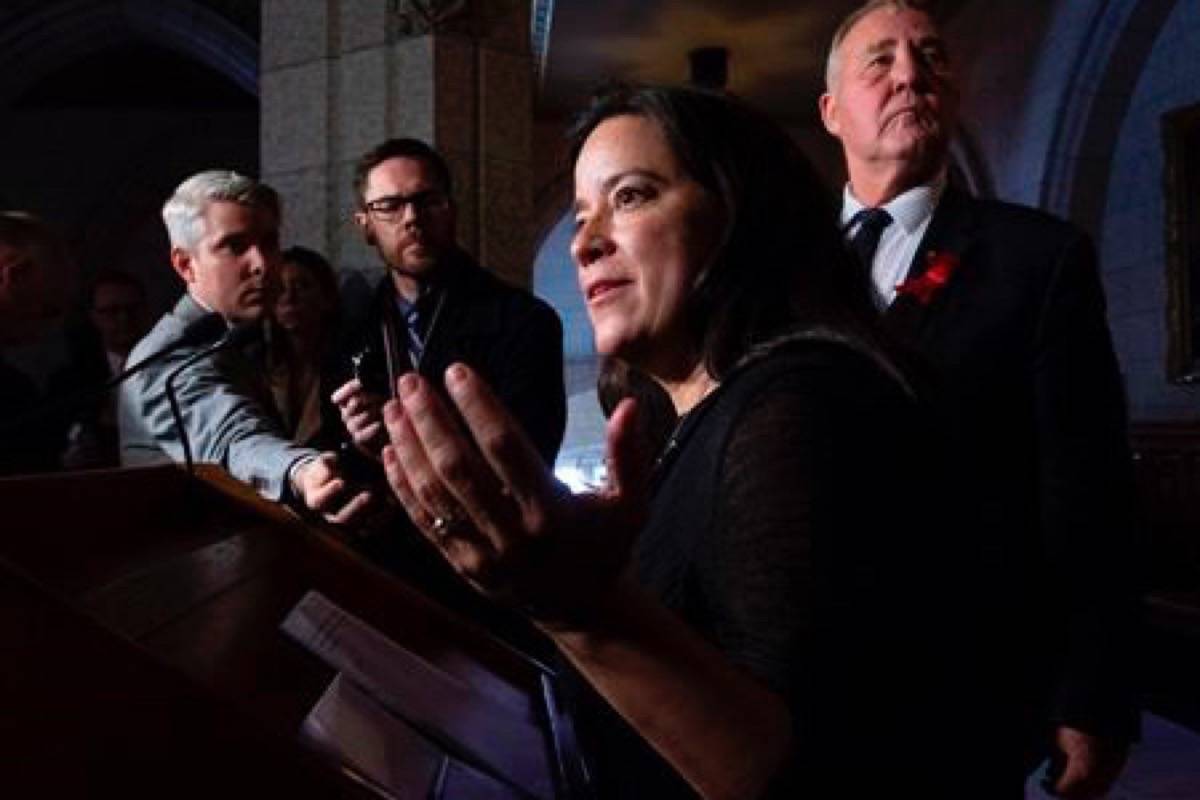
(0, 464, 589, 798)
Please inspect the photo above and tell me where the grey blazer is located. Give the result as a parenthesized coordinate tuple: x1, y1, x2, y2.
(118, 294, 315, 500)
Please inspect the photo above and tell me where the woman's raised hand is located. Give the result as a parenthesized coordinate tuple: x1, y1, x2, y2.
(381, 363, 650, 629)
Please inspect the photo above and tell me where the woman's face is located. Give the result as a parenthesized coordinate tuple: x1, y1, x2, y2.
(571, 114, 723, 377)
(274, 260, 329, 335)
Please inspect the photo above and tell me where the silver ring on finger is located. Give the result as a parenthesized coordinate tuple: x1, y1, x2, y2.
(431, 512, 466, 543)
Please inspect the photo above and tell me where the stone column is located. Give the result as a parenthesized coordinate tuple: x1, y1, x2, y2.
(260, 0, 535, 287)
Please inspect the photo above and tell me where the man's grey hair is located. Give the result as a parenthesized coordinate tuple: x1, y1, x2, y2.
(825, 0, 932, 90)
(161, 170, 281, 251)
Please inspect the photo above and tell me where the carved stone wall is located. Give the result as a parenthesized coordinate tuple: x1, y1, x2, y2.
(261, 0, 535, 287)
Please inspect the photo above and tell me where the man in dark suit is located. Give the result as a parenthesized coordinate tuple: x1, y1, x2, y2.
(820, 2, 1139, 797)
(332, 137, 565, 471)
(330, 139, 565, 648)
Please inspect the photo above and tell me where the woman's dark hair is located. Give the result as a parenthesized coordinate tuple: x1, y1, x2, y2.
(597, 357, 678, 457)
(568, 84, 881, 380)
(280, 245, 341, 330)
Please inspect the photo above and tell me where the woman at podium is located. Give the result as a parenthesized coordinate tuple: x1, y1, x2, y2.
(377, 85, 966, 797)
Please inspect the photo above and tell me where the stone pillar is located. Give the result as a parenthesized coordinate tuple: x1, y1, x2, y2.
(260, 0, 535, 287)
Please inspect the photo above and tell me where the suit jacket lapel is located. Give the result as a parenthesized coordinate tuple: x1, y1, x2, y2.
(883, 184, 977, 342)
(416, 250, 474, 377)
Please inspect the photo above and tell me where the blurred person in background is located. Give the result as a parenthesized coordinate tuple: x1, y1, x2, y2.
(0, 211, 74, 475)
(268, 245, 342, 450)
(52, 268, 149, 469)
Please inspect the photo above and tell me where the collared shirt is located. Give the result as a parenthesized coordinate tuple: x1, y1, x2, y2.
(841, 176, 946, 308)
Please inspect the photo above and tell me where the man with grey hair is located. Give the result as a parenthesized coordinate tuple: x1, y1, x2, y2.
(820, 2, 1138, 797)
(119, 170, 369, 523)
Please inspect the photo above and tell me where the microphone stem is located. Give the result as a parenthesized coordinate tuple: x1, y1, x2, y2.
(163, 324, 254, 479)
(164, 374, 195, 477)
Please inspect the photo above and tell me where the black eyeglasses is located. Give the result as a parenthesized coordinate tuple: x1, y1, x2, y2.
(362, 189, 450, 221)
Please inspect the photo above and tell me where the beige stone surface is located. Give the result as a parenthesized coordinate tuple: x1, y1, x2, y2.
(388, 37, 436, 142)
(261, 62, 328, 174)
(262, 0, 329, 69)
(265, 166, 327, 252)
(336, 0, 389, 54)
(334, 48, 388, 163)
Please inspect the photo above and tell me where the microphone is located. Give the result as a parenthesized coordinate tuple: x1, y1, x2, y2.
(164, 322, 260, 477)
(0, 312, 230, 439)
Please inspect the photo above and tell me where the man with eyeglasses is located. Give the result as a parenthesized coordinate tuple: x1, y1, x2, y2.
(333, 140, 564, 607)
(334, 138, 565, 468)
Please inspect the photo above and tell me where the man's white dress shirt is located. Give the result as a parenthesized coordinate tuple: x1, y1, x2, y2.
(841, 177, 946, 309)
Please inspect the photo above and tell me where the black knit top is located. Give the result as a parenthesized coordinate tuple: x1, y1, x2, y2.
(568, 336, 975, 797)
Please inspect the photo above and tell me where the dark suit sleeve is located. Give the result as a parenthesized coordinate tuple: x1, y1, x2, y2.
(1033, 231, 1141, 741)
(486, 300, 566, 466)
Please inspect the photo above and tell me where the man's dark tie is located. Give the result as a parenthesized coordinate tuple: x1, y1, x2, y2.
(403, 302, 426, 365)
(848, 207, 894, 270)
(404, 290, 440, 365)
